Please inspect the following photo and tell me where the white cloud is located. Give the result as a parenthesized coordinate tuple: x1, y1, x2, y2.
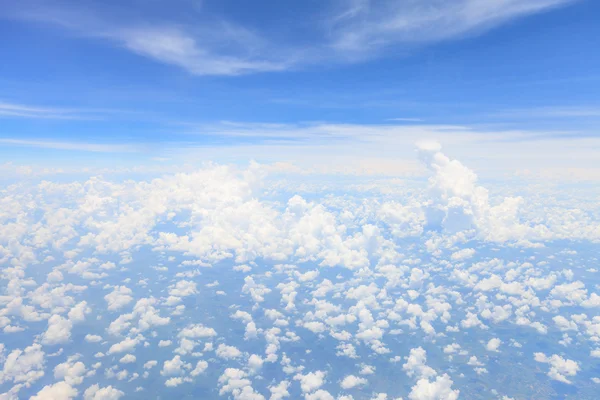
(104, 286, 133, 311)
(84, 334, 103, 343)
(119, 354, 136, 364)
(216, 344, 242, 360)
(161, 355, 190, 376)
(54, 356, 87, 386)
(247, 354, 264, 373)
(486, 338, 502, 352)
(190, 360, 208, 377)
(218, 368, 265, 399)
(403, 348, 436, 379)
(294, 371, 326, 393)
(83, 384, 124, 400)
(168, 280, 198, 297)
(178, 324, 218, 339)
(340, 375, 368, 389)
(107, 337, 140, 355)
(408, 374, 459, 400)
(31, 381, 78, 400)
(67, 301, 91, 322)
(42, 315, 73, 345)
(534, 353, 580, 384)
(143, 360, 158, 369)
(269, 380, 290, 400)
(450, 248, 475, 261)
(0, 343, 45, 388)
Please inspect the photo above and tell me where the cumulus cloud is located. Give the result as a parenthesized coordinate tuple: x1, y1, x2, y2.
(83, 384, 124, 400)
(0, 343, 45, 388)
(53, 356, 87, 385)
(416, 142, 530, 242)
(340, 374, 368, 389)
(42, 315, 73, 345)
(486, 338, 502, 352)
(534, 353, 580, 384)
(104, 286, 133, 311)
(294, 371, 327, 393)
(409, 374, 459, 400)
(216, 343, 242, 360)
(31, 381, 78, 400)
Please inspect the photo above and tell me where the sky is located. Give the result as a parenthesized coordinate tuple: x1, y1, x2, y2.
(1, 0, 600, 178)
(1, 3, 600, 400)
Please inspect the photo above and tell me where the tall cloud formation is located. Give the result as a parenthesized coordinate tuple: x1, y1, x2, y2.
(417, 139, 525, 238)
(417, 140, 566, 243)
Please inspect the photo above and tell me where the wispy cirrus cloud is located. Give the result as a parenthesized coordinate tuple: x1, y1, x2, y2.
(1, 0, 578, 75)
(0, 101, 129, 120)
(0, 138, 139, 153)
(488, 105, 600, 119)
(327, 0, 578, 58)
(0, 101, 88, 120)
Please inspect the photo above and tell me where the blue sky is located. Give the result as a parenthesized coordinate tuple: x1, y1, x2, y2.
(1, 0, 599, 173)
(3, 4, 600, 399)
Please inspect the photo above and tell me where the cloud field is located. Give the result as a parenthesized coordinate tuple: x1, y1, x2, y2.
(1, 143, 599, 399)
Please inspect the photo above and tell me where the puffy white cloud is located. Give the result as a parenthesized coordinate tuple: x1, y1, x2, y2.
(294, 370, 326, 393)
(54, 356, 87, 386)
(216, 343, 242, 360)
(443, 343, 461, 354)
(161, 355, 190, 376)
(67, 301, 91, 322)
(467, 356, 484, 367)
(190, 360, 208, 376)
(85, 334, 103, 343)
(119, 354, 136, 364)
(408, 374, 459, 400)
(340, 375, 368, 389)
(295, 269, 320, 282)
(168, 280, 198, 297)
(165, 377, 185, 387)
(31, 381, 78, 400)
(305, 390, 335, 400)
(83, 384, 124, 400)
(107, 336, 140, 354)
(450, 248, 475, 261)
(42, 315, 73, 345)
(218, 368, 265, 400)
(359, 365, 375, 375)
(486, 338, 502, 352)
(247, 354, 264, 373)
(403, 348, 436, 379)
(104, 286, 133, 311)
(178, 324, 217, 338)
(269, 380, 290, 400)
(0, 343, 45, 388)
(303, 321, 326, 333)
(534, 353, 580, 384)
(416, 142, 544, 243)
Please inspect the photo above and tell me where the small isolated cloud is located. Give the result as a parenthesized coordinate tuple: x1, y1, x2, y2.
(340, 375, 368, 389)
(486, 338, 502, 352)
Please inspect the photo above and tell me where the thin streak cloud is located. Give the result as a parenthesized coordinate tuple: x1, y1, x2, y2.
(1, 0, 579, 75)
